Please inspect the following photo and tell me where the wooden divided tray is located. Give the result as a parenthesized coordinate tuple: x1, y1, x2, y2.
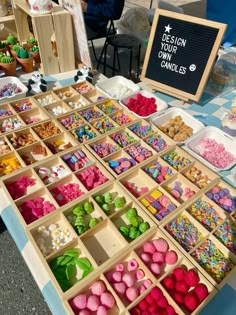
(0, 83, 236, 315)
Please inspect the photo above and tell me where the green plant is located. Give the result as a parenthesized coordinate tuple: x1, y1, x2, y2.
(0, 41, 6, 49)
(6, 35, 18, 45)
(17, 49, 32, 59)
(12, 44, 23, 53)
(0, 55, 15, 63)
(30, 45, 39, 53)
(27, 38, 38, 45)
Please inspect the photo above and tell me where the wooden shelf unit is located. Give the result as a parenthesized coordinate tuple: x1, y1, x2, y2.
(12, 0, 75, 75)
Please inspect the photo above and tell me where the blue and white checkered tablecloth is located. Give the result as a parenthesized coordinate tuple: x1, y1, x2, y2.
(1, 69, 236, 315)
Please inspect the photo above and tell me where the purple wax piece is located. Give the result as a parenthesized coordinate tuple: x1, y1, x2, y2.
(206, 192, 213, 199)
(213, 194, 220, 201)
(219, 190, 226, 198)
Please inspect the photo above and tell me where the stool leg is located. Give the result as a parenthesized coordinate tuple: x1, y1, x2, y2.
(136, 44, 141, 80)
(103, 42, 108, 75)
(129, 49, 133, 78)
(112, 46, 117, 76)
(116, 49, 121, 71)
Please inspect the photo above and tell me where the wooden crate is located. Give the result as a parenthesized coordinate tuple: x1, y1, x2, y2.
(12, 0, 75, 75)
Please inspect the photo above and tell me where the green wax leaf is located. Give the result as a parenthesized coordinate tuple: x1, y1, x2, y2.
(49, 256, 65, 270)
(65, 264, 76, 281)
(104, 192, 113, 203)
(129, 216, 139, 227)
(60, 256, 74, 266)
(114, 196, 126, 208)
(53, 266, 67, 280)
(63, 249, 79, 257)
(58, 278, 72, 292)
(75, 257, 92, 270)
(77, 225, 88, 235)
(81, 266, 94, 279)
(84, 201, 94, 214)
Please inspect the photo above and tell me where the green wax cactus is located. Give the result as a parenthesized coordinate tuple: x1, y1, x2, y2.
(139, 222, 150, 233)
(114, 196, 126, 208)
(104, 192, 113, 203)
(89, 218, 98, 228)
(125, 208, 137, 220)
(84, 201, 94, 214)
(17, 49, 32, 59)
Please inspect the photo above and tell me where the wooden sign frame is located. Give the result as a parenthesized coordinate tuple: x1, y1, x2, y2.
(141, 9, 227, 102)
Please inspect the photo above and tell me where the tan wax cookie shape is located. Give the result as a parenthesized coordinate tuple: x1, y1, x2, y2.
(159, 115, 193, 141)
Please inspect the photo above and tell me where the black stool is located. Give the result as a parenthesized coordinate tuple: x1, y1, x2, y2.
(103, 34, 142, 79)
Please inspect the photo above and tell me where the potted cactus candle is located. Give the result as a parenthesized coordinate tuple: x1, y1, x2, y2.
(17, 49, 33, 73)
(10, 44, 23, 58)
(24, 37, 38, 50)
(6, 34, 18, 48)
(30, 45, 40, 64)
(0, 41, 7, 54)
(0, 53, 16, 76)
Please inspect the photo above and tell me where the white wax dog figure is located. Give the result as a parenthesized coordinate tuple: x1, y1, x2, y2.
(28, 0, 53, 14)
(27, 72, 48, 95)
(74, 66, 94, 84)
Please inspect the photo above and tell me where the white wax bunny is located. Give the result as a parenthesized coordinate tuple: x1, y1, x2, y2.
(28, 0, 53, 14)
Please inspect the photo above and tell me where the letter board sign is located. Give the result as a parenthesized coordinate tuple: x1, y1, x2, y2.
(141, 9, 226, 101)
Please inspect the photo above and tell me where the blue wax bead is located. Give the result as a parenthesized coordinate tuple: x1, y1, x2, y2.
(71, 156, 78, 163)
(109, 160, 119, 167)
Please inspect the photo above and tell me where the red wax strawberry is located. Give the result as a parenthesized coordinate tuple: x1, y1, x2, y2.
(162, 276, 175, 291)
(193, 283, 208, 302)
(156, 295, 168, 308)
(184, 292, 199, 311)
(150, 287, 163, 300)
(148, 304, 159, 312)
(175, 280, 189, 294)
(173, 291, 184, 305)
(172, 267, 185, 281)
(139, 300, 148, 311)
(145, 294, 154, 304)
(184, 270, 200, 287)
(166, 305, 176, 315)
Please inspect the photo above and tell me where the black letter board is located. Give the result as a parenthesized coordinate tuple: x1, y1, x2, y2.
(141, 9, 226, 101)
